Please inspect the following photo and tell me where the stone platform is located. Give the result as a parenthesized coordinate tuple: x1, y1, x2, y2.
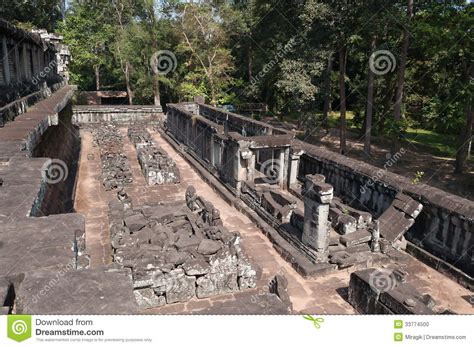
(72, 126, 473, 314)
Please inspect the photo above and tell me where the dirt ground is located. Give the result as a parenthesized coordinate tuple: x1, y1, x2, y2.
(301, 129, 473, 201)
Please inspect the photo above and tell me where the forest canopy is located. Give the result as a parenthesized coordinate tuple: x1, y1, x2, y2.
(2, 0, 472, 174)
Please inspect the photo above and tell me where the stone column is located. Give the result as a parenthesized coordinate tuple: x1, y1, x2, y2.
(185, 117, 190, 146)
(22, 44, 29, 80)
(288, 148, 304, 187)
(235, 147, 243, 194)
(14, 45, 21, 82)
(210, 134, 215, 167)
(36, 47, 42, 75)
(278, 149, 285, 189)
(302, 174, 334, 262)
(1, 35, 11, 85)
(241, 148, 255, 182)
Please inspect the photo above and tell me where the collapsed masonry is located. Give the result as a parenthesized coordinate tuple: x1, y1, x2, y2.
(164, 101, 472, 314)
(239, 172, 425, 278)
(128, 125, 180, 185)
(93, 124, 133, 190)
(166, 101, 473, 292)
(348, 267, 454, 314)
(108, 186, 258, 308)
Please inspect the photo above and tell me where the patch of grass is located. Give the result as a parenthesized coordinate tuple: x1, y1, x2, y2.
(277, 110, 470, 163)
(402, 128, 458, 158)
(327, 111, 355, 128)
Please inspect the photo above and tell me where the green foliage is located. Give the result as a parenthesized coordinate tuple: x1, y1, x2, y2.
(412, 171, 425, 185)
(34, 0, 473, 167)
(0, 0, 63, 31)
(58, 1, 116, 90)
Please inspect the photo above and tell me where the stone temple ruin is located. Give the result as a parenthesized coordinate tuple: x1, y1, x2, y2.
(128, 125, 180, 185)
(94, 124, 133, 190)
(0, 20, 472, 316)
(109, 187, 257, 308)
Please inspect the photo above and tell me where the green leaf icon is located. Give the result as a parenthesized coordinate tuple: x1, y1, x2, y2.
(7, 315, 32, 342)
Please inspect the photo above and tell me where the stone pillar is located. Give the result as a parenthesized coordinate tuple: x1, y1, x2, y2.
(32, 47, 38, 75)
(36, 47, 42, 74)
(241, 148, 255, 182)
(302, 174, 334, 262)
(210, 134, 215, 167)
(185, 117, 190, 146)
(22, 44, 29, 80)
(14, 45, 21, 82)
(1, 36, 11, 85)
(235, 147, 243, 194)
(288, 148, 304, 187)
(278, 149, 285, 189)
(248, 151, 256, 182)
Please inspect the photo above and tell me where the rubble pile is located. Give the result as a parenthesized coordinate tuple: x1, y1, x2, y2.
(241, 181, 297, 223)
(93, 124, 132, 190)
(348, 267, 453, 314)
(108, 186, 258, 308)
(127, 125, 180, 185)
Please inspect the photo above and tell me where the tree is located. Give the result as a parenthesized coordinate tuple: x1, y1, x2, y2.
(391, 0, 414, 156)
(364, 36, 376, 157)
(59, 1, 115, 91)
(0, 0, 64, 31)
(112, 0, 135, 104)
(175, 1, 237, 105)
(142, 0, 162, 106)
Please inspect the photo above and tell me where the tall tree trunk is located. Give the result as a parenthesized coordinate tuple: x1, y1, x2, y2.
(248, 43, 253, 82)
(322, 54, 333, 131)
(338, 45, 347, 154)
(455, 64, 473, 173)
(94, 65, 100, 91)
(146, 3, 161, 106)
(364, 36, 377, 157)
(378, 74, 394, 134)
(125, 61, 133, 105)
(114, 4, 134, 105)
(391, 0, 414, 156)
(455, 103, 473, 174)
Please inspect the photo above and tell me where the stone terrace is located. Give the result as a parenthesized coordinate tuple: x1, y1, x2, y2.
(74, 125, 473, 314)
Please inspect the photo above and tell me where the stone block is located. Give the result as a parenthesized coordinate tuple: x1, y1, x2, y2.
(134, 288, 166, 309)
(124, 213, 147, 232)
(164, 269, 196, 304)
(197, 239, 222, 255)
(340, 229, 372, 247)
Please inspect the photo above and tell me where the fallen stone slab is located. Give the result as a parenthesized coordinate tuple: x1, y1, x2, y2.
(124, 213, 147, 232)
(340, 229, 372, 247)
(393, 192, 423, 219)
(379, 193, 423, 244)
(15, 268, 139, 314)
(197, 239, 222, 255)
(197, 293, 291, 314)
(182, 259, 210, 276)
(348, 268, 440, 314)
(134, 287, 166, 309)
